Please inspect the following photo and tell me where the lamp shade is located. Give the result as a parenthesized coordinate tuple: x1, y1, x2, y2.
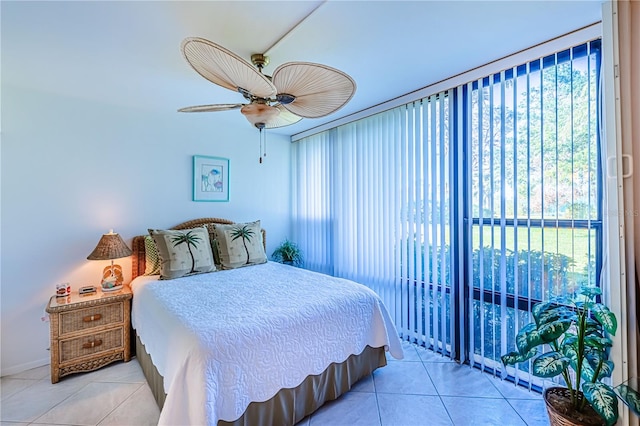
(86, 230, 132, 261)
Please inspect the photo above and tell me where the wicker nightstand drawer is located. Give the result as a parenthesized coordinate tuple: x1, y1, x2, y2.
(59, 302, 124, 336)
(46, 286, 132, 383)
(59, 327, 124, 363)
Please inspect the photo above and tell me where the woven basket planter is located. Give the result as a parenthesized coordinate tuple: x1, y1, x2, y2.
(544, 387, 606, 426)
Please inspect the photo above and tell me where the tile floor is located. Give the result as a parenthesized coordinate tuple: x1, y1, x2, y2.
(0, 342, 549, 426)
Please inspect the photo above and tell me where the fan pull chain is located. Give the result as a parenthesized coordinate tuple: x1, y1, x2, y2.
(258, 127, 262, 164)
(259, 127, 263, 164)
(257, 126, 268, 164)
(258, 126, 266, 164)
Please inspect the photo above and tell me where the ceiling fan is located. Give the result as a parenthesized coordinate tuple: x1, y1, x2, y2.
(178, 37, 357, 130)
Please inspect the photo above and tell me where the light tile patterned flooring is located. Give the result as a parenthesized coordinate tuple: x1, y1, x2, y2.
(0, 341, 549, 425)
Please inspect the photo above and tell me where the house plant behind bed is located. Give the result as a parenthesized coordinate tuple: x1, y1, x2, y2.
(501, 286, 618, 426)
(271, 239, 303, 267)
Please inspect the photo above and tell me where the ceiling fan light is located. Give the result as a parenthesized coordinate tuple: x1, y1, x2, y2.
(241, 103, 280, 128)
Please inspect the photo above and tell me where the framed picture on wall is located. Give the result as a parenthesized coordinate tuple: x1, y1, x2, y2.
(193, 155, 229, 202)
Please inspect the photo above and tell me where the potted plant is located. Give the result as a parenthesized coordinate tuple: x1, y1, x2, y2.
(501, 286, 618, 426)
(271, 239, 303, 267)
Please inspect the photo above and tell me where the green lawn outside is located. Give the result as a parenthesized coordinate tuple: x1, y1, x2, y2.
(470, 225, 596, 274)
(419, 223, 596, 273)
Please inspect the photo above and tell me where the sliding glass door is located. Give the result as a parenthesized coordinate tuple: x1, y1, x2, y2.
(465, 40, 602, 385)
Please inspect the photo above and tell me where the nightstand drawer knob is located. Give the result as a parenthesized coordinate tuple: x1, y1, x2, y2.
(83, 314, 102, 322)
(82, 339, 103, 349)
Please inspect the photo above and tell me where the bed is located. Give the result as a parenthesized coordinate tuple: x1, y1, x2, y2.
(129, 217, 403, 425)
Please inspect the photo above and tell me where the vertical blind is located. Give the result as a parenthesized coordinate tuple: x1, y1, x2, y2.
(467, 40, 601, 386)
(292, 39, 601, 384)
(292, 95, 456, 357)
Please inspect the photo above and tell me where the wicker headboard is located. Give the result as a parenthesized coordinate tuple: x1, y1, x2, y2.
(131, 217, 267, 280)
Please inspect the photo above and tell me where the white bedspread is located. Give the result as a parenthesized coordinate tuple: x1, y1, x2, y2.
(131, 261, 403, 425)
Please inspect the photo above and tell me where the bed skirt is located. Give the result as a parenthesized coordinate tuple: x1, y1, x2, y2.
(135, 333, 387, 426)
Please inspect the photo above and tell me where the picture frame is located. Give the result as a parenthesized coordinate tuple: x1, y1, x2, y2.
(193, 155, 229, 202)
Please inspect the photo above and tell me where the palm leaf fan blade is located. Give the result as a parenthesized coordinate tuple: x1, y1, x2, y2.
(272, 62, 356, 118)
(178, 104, 246, 113)
(181, 37, 276, 99)
(265, 105, 302, 129)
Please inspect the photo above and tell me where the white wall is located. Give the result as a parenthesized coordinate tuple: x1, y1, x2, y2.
(0, 0, 295, 376)
(0, 84, 292, 375)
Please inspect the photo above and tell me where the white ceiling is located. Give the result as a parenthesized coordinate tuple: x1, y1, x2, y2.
(2, 0, 603, 137)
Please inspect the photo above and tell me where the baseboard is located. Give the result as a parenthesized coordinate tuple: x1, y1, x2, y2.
(0, 358, 49, 378)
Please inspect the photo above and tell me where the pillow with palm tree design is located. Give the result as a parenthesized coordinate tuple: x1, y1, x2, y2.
(148, 226, 216, 280)
(211, 220, 267, 269)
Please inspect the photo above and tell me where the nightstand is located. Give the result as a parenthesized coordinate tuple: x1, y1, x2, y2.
(45, 286, 132, 383)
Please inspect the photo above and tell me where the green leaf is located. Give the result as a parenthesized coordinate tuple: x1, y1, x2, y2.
(597, 361, 614, 379)
(584, 328, 604, 339)
(584, 347, 613, 370)
(516, 323, 543, 353)
(582, 382, 618, 426)
(616, 383, 640, 417)
(585, 317, 602, 332)
(538, 319, 572, 343)
(538, 307, 575, 328)
(562, 347, 580, 377)
(501, 352, 520, 366)
(501, 347, 538, 366)
(532, 303, 574, 325)
(579, 286, 602, 299)
(580, 362, 597, 382)
(562, 345, 578, 364)
(532, 352, 569, 378)
(584, 335, 613, 350)
(562, 333, 578, 347)
(591, 303, 617, 336)
(583, 351, 613, 380)
(584, 347, 602, 363)
(532, 302, 553, 325)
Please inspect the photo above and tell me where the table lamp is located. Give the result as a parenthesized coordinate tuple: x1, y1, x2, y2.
(87, 229, 132, 292)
